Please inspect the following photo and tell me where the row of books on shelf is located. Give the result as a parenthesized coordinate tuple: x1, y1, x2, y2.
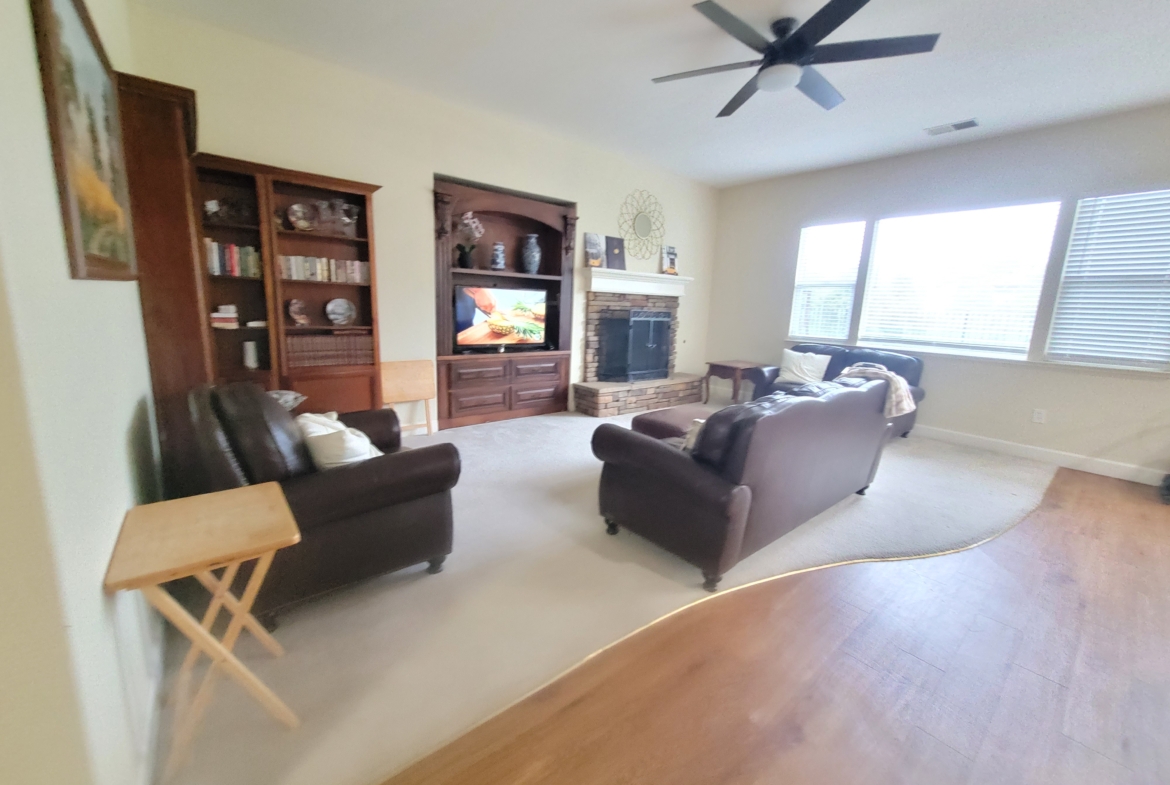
(204, 240, 262, 278)
(278, 255, 370, 284)
(286, 334, 374, 368)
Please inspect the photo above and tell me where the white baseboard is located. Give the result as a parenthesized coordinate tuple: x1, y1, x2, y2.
(913, 425, 1165, 486)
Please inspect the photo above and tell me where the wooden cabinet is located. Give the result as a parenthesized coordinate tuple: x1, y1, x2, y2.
(437, 352, 570, 429)
(120, 75, 382, 497)
(433, 177, 576, 430)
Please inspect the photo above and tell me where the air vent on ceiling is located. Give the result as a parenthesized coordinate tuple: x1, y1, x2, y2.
(925, 119, 979, 136)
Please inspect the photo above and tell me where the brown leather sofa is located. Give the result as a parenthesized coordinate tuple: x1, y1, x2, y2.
(187, 383, 460, 623)
(592, 380, 890, 591)
(746, 343, 925, 437)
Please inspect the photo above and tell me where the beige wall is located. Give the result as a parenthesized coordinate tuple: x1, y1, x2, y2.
(127, 5, 717, 400)
(0, 0, 163, 783)
(711, 103, 1170, 478)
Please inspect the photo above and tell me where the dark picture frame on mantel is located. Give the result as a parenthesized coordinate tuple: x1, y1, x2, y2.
(29, 0, 137, 280)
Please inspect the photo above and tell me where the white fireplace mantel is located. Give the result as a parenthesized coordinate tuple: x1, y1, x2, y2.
(585, 267, 694, 298)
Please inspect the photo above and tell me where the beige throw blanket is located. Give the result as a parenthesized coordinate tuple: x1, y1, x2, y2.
(836, 363, 916, 418)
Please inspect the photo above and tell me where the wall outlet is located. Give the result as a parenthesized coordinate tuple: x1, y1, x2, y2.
(1032, 409, 1047, 424)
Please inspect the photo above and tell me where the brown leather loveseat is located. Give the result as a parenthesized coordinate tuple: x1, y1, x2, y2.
(592, 380, 890, 591)
(187, 382, 460, 623)
(746, 343, 925, 437)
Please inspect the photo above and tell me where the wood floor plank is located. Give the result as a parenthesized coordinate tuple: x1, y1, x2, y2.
(380, 470, 1170, 785)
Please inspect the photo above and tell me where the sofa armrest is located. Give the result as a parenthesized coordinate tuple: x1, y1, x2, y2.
(910, 385, 925, 404)
(743, 366, 780, 399)
(338, 408, 402, 453)
(592, 424, 739, 507)
(281, 443, 460, 531)
(592, 424, 751, 577)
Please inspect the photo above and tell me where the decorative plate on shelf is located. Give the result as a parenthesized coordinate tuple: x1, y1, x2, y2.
(325, 298, 357, 326)
(286, 203, 317, 231)
(287, 298, 310, 326)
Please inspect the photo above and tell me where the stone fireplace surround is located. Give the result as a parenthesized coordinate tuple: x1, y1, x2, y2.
(574, 269, 702, 417)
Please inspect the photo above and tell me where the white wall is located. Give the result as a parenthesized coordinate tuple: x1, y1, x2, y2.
(0, 1, 163, 783)
(127, 4, 718, 396)
(711, 103, 1170, 479)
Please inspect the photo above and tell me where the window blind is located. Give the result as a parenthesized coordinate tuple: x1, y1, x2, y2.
(788, 221, 866, 340)
(1047, 189, 1170, 369)
(859, 202, 1061, 354)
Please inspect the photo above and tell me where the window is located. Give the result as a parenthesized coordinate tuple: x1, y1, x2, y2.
(1047, 189, 1170, 369)
(858, 203, 1061, 354)
(789, 221, 866, 340)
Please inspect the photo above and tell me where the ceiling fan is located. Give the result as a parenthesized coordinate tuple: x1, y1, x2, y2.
(654, 0, 940, 117)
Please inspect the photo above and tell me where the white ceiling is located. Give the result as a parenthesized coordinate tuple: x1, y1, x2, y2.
(141, 0, 1170, 186)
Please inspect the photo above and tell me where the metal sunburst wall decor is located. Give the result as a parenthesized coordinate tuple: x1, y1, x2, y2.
(618, 190, 666, 260)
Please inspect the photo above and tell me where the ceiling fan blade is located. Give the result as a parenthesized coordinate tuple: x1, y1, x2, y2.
(693, 1, 772, 54)
(782, 0, 871, 57)
(811, 34, 940, 64)
(653, 59, 763, 84)
(797, 66, 845, 110)
(717, 75, 760, 117)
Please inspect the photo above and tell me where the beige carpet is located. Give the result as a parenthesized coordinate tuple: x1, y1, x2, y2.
(158, 412, 1056, 785)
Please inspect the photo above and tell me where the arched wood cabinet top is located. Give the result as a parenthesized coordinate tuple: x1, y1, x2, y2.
(434, 177, 576, 236)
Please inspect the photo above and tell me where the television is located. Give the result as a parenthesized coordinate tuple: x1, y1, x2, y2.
(454, 286, 547, 349)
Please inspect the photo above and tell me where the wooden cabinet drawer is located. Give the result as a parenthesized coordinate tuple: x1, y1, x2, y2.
(448, 358, 509, 388)
(511, 356, 563, 381)
(449, 388, 509, 417)
(512, 383, 563, 410)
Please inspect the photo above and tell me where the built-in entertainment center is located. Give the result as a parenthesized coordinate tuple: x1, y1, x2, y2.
(433, 176, 577, 429)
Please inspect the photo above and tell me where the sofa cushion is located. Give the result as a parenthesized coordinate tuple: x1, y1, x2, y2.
(295, 412, 384, 471)
(777, 348, 832, 384)
(692, 393, 797, 479)
(213, 382, 315, 484)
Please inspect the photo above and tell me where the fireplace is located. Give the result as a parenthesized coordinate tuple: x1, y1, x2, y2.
(598, 310, 671, 382)
(574, 270, 702, 417)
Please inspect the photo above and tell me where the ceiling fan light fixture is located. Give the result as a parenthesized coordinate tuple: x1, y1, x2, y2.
(756, 63, 804, 92)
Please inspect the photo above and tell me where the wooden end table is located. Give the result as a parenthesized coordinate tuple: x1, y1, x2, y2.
(104, 483, 302, 775)
(703, 360, 766, 404)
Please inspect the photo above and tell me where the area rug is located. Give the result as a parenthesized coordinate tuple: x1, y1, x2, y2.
(160, 412, 1056, 785)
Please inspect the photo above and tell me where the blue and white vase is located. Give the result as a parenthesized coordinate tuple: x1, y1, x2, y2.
(491, 241, 506, 270)
(522, 234, 541, 274)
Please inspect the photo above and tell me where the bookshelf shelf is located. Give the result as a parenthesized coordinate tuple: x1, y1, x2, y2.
(279, 278, 370, 288)
(203, 221, 260, 232)
(276, 229, 368, 243)
(451, 268, 562, 282)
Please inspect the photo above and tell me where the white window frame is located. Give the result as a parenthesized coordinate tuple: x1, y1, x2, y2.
(787, 220, 871, 343)
(786, 196, 1170, 375)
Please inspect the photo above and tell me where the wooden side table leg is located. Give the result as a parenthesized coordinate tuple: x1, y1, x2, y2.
(731, 371, 742, 403)
(193, 570, 284, 657)
(703, 371, 712, 404)
(141, 581, 298, 728)
(172, 562, 240, 714)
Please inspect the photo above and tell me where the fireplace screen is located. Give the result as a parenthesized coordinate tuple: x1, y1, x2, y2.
(598, 309, 671, 382)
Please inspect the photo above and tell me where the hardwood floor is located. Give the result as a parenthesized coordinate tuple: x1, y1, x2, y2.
(382, 469, 1170, 785)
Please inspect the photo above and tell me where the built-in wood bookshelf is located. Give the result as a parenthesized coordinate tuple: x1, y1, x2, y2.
(121, 75, 383, 497)
(195, 153, 382, 413)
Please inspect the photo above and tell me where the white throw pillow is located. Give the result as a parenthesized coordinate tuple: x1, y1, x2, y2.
(295, 412, 383, 470)
(777, 349, 832, 384)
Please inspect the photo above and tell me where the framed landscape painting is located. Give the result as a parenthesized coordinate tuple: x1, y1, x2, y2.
(30, 0, 136, 280)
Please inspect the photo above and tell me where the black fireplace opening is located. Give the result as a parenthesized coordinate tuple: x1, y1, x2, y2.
(598, 309, 671, 382)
